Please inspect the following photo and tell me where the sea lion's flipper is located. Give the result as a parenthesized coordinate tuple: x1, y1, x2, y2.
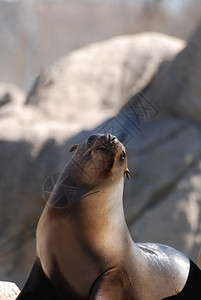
(16, 258, 58, 300)
(90, 268, 133, 300)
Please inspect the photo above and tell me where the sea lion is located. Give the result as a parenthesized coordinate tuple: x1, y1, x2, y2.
(17, 133, 201, 299)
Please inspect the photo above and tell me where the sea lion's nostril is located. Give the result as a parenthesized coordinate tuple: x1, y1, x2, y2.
(108, 134, 116, 146)
(106, 134, 115, 142)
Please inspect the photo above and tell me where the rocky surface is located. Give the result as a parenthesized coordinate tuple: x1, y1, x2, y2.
(0, 83, 25, 107)
(1, 26, 201, 290)
(144, 20, 201, 124)
(1, 0, 199, 91)
(0, 281, 20, 299)
(131, 156, 201, 259)
(26, 32, 185, 123)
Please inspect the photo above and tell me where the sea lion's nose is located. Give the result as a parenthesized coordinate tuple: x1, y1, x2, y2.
(105, 134, 117, 145)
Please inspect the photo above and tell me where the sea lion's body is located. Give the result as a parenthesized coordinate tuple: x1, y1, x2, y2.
(17, 134, 201, 299)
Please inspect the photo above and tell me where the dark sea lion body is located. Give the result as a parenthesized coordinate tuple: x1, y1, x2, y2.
(17, 134, 201, 299)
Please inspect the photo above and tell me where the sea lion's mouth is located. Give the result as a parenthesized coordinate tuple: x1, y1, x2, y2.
(94, 147, 112, 154)
(82, 134, 118, 158)
(82, 145, 113, 160)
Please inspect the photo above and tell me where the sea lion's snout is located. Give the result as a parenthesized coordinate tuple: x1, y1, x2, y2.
(106, 133, 117, 147)
(87, 133, 117, 148)
(105, 133, 116, 142)
(86, 133, 126, 160)
(71, 133, 127, 164)
(87, 133, 116, 145)
(87, 133, 116, 158)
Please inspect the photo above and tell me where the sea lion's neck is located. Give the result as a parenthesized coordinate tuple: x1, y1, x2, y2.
(76, 180, 127, 235)
(44, 176, 130, 254)
(80, 180, 125, 218)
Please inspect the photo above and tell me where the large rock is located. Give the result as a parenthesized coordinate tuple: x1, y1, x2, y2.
(131, 158, 201, 260)
(0, 0, 194, 90)
(124, 21, 201, 259)
(124, 119, 201, 224)
(26, 32, 185, 124)
(144, 20, 201, 123)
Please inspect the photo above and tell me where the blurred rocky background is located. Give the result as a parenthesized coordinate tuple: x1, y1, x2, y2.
(1, 0, 201, 293)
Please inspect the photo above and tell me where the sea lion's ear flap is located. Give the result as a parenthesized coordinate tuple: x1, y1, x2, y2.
(70, 145, 79, 152)
(124, 168, 130, 179)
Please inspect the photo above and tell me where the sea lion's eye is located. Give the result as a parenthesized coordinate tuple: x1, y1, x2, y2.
(121, 150, 126, 160)
(87, 135, 97, 144)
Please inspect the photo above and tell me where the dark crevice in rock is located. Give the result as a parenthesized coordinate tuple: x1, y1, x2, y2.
(0, 93, 12, 107)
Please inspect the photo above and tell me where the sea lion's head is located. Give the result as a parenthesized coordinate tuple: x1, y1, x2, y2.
(70, 133, 130, 189)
